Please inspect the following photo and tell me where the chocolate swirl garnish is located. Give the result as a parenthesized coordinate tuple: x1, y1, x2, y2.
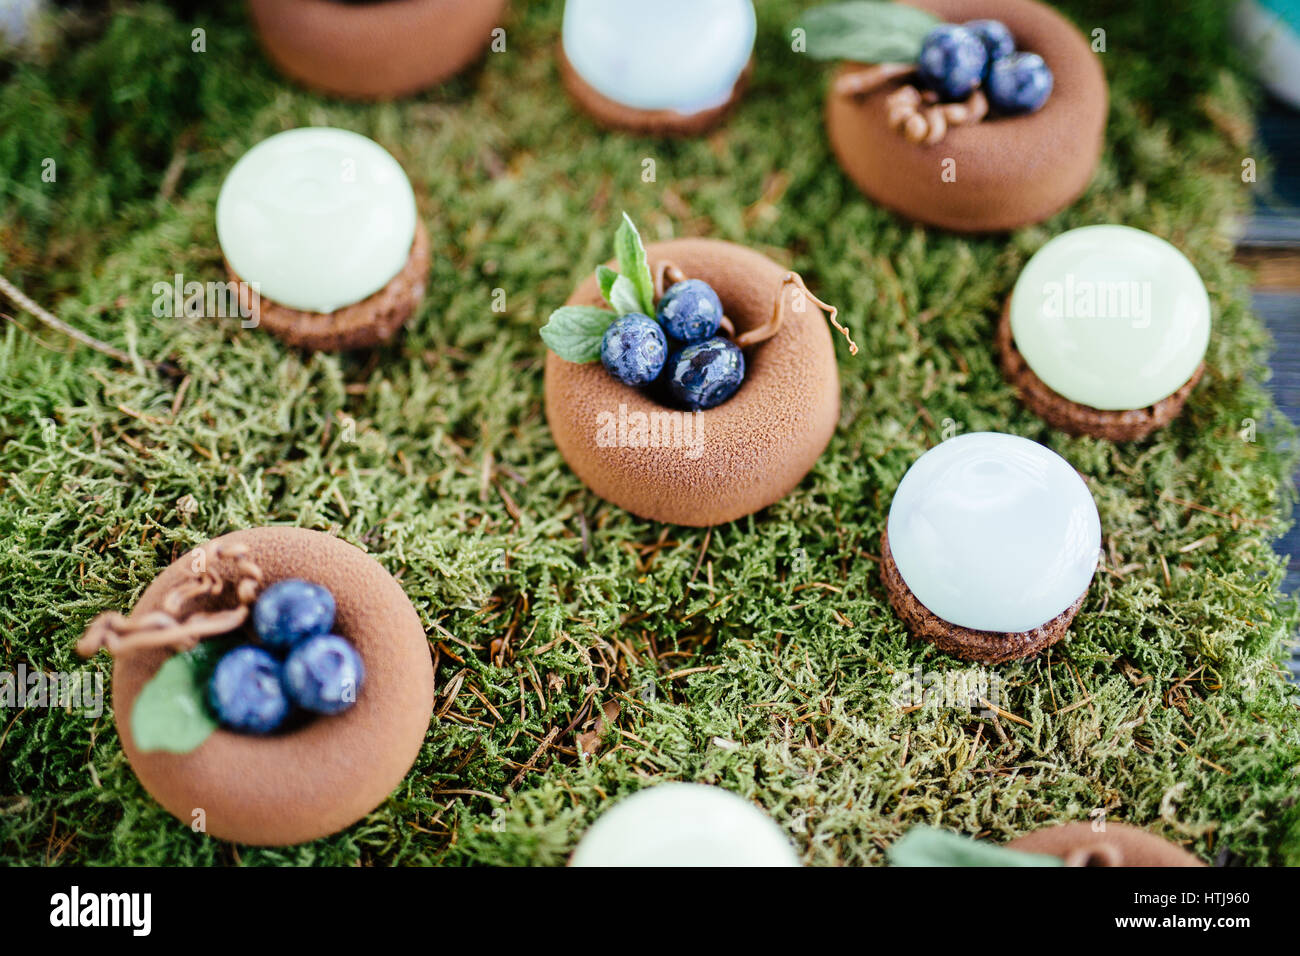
(77, 540, 264, 659)
(835, 62, 988, 145)
(654, 260, 857, 355)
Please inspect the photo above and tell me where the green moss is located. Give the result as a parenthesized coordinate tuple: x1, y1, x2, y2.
(0, 0, 1297, 866)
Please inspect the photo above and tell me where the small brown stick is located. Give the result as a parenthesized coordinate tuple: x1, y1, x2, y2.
(508, 726, 560, 790)
(77, 607, 250, 659)
(653, 261, 688, 299)
(76, 541, 264, 659)
(833, 62, 916, 99)
(0, 272, 149, 368)
(734, 272, 859, 355)
(654, 261, 854, 353)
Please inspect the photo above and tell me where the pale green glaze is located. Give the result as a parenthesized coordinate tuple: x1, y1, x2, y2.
(216, 127, 418, 315)
(1009, 225, 1211, 411)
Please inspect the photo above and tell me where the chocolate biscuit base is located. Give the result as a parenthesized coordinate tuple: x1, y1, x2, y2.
(880, 529, 1084, 664)
(997, 300, 1204, 442)
(228, 222, 430, 352)
(558, 42, 751, 136)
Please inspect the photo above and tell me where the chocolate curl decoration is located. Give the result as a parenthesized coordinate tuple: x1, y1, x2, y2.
(832, 62, 916, 98)
(885, 85, 988, 145)
(735, 272, 858, 355)
(653, 260, 687, 299)
(654, 261, 856, 354)
(835, 63, 989, 145)
(77, 540, 265, 659)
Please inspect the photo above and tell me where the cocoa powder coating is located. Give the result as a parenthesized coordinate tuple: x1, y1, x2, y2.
(825, 0, 1107, 232)
(111, 527, 434, 846)
(544, 239, 840, 527)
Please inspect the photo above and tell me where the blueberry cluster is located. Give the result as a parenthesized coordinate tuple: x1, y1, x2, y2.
(916, 18, 1052, 114)
(207, 579, 365, 735)
(600, 278, 745, 410)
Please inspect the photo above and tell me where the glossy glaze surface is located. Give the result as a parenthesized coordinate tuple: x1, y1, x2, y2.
(887, 432, 1100, 633)
(1010, 225, 1211, 410)
(217, 127, 418, 314)
(561, 0, 755, 114)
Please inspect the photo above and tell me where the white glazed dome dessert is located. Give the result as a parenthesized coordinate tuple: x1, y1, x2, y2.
(561, 0, 757, 116)
(886, 432, 1100, 635)
(570, 783, 799, 867)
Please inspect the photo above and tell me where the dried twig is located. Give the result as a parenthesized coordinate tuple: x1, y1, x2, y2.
(0, 272, 147, 367)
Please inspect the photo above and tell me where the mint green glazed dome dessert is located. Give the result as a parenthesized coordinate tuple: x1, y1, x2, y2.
(215, 127, 429, 351)
(997, 225, 1211, 441)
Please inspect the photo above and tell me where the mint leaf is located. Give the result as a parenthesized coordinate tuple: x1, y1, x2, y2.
(596, 265, 619, 305)
(887, 827, 1064, 867)
(131, 640, 232, 754)
(614, 213, 655, 315)
(609, 275, 644, 316)
(795, 1, 940, 63)
(540, 305, 616, 363)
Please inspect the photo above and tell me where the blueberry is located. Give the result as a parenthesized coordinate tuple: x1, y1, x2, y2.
(667, 337, 745, 410)
(986, 52, 1053, 114)
(283, 634, 365, 715)
(252, 579, 335, 651)
(657, 279, 724, 344)
(963, 19, 1015, 71)
(208, 645, 290, 734)
(917, 24, 988, 101)
(600, 312, 668, 387)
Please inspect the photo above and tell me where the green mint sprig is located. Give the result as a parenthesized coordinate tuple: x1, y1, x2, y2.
(539, 305, 618, 364)
(612, 212, 655, 315)
(130, 636, 236, 754)
(540, 212, 658, 364)
(794, 1, 940, 64)
(886, 826, 1064, 867)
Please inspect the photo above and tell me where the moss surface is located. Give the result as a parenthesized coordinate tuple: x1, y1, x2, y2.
(1, 0, 1298, 866)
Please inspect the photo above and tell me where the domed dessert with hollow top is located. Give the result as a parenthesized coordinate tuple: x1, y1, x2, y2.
(881, 432, 1101, 663)
(1007, 822, 1205, 866)
(543, 217, 857, 527)
(888, 822, 1205, 866)
(247, 0, 508, 101)
(809, 0, 1107, 231)
(76, 527, 434, 846)
(559, 0, 757, 135)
